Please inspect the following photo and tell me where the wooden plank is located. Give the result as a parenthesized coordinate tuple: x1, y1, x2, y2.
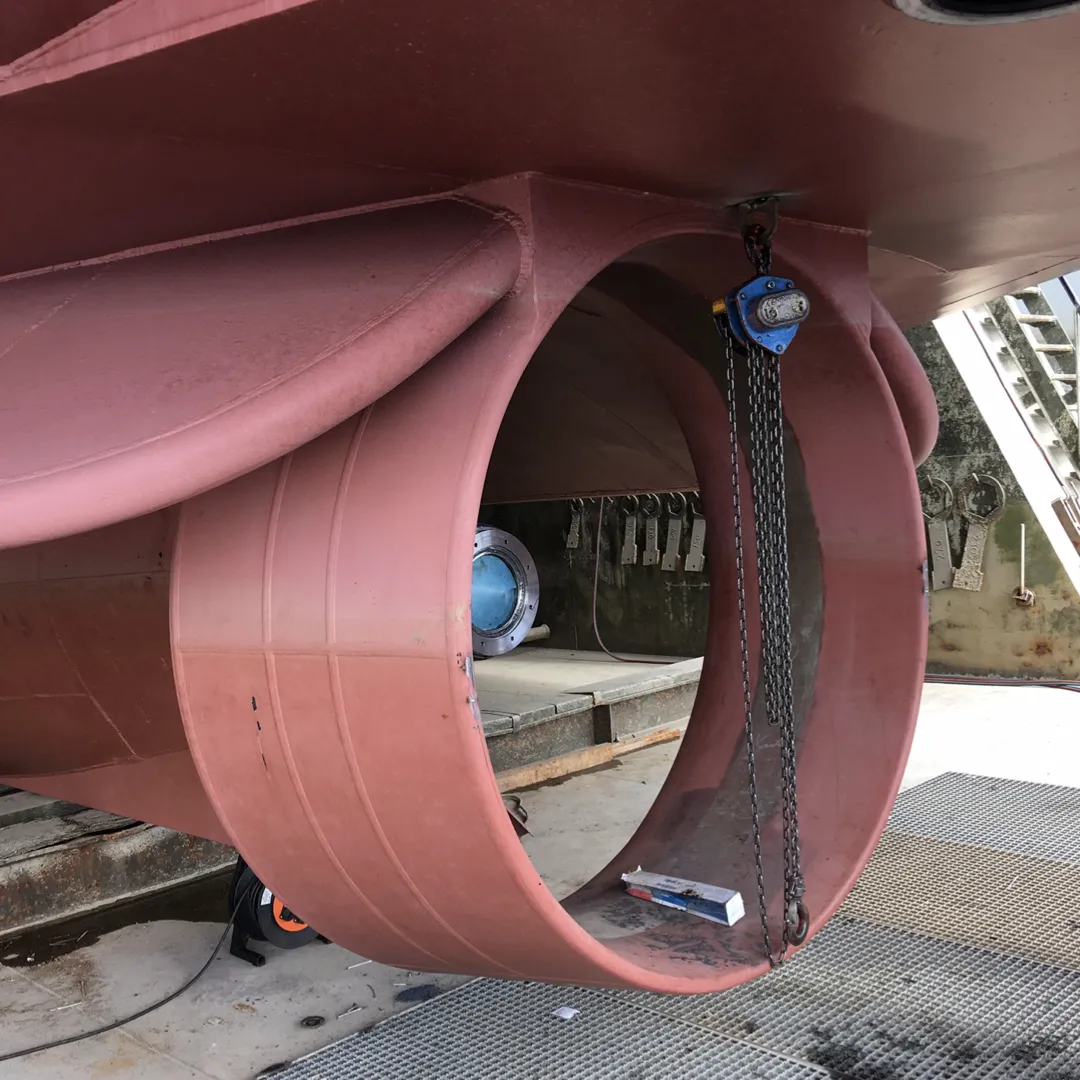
(496, 724, 684, 793)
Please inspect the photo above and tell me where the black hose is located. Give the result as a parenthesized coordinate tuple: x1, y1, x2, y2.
(0, 911, 236, 1064)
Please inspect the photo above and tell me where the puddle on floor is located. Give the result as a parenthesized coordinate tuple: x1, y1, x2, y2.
(0, 868, 233, 968)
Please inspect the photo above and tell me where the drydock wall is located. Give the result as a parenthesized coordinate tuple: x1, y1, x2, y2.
(482, 499, 709, 659)
(911, 325, 1080, 679)
(489, 323, 1080, 679)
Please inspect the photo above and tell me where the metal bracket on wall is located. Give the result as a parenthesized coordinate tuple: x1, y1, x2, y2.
(661, 492, 687, 571)
(921, 477, 954, 591)
(620, 496, 640, 566)
(684, 492, 706, 573)
(566, 498, 583, 550)
(952, 474, 1006, 592)
(641, 494, 661, 566)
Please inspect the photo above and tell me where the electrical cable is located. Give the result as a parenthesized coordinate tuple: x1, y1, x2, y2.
(0, 910, 237, 1064)
(591, 495, 669, 665)
(924, 672, 1080, 692)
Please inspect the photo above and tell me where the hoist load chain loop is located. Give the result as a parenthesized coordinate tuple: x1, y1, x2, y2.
(787, 900, 810, 946)
(711, 200, 807, 967)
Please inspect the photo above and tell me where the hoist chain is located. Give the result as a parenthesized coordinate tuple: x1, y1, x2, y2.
(717, 208, 807, 967)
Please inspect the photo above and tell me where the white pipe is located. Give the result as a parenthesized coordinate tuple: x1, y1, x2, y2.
(1020, 522, 1026, 594)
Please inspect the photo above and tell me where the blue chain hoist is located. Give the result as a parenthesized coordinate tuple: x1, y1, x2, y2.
(712, 197, 810, 966)
(713, 197, 810, 355)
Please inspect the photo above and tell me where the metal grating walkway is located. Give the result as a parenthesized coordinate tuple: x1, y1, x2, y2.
(886, 772, 1080, 863)
(267, 774, 1080, 1079)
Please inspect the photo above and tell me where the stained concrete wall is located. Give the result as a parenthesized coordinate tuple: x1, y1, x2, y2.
(912, 325, 1080, 678)
(481, 499, 708, 658)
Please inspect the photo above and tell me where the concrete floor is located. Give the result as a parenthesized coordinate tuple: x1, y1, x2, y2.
(1, 681, 1078, 1078)
(903, 682, 1080, 790)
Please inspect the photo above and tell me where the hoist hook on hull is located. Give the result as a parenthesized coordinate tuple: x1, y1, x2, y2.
(717, 198, 811, 357)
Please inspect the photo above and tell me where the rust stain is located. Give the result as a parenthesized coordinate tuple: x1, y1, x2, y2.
(234, 1001, 258, 1013)
(89, 1040, 138, 1077)
(1033, 641, 1053, 656)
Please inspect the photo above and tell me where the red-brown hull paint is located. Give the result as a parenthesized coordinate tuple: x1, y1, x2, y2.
(8, 0, 1040, 989)
(3, 176, 932, 990)
(4, 1, 1080, 321)
(0, 200, 522, 549)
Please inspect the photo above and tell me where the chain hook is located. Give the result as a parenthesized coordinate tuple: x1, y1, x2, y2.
(737, 197, 778, 276)
(785, 899, 810, 947)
